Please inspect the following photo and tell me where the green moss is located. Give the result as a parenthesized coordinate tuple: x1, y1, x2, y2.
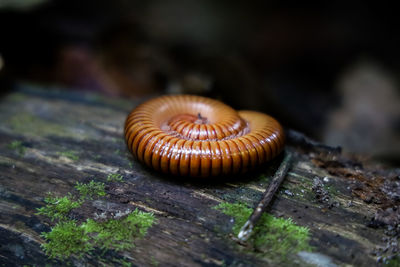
(41, 220, 92, 259)
(8, 140, 26, 156)
(83, 209, 155, 251)
(387, 257, 400, 267)
(107, 173, 124, 182)
(150, 256, 160, 266)
(40, 209, 155, 260)
(214, 202, 312, 262)
(36, 193, 82, 221)
(75, 180, 106, 200)
(57, 150, 79, 161)
(8, 113, 73, 137)
(37, 178, 156, 262)
(114, 258, 133, 267)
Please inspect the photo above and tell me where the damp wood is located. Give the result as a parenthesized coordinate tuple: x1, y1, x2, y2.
(0, 86, 399, 266)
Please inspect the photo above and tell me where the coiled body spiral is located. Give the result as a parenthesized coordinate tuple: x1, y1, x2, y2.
(124, 95, 284, 177)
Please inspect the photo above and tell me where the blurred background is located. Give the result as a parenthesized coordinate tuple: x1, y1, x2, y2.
(0, 0, 399, 165)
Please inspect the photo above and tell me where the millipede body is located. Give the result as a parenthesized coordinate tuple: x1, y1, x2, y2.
(124, 95, 285, 177)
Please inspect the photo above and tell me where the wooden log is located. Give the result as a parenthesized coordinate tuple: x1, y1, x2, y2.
(0, 85, 398, 266)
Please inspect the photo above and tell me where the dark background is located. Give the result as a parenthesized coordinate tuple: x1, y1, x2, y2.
(0, 0, 399, 164)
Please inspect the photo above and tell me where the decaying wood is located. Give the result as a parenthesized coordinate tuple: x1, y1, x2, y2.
(0, 85, 399, 266)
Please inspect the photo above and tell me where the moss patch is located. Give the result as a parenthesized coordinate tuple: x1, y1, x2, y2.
(41, 209, 154, 260)
(75, 180, 106, 200)
(387, 257, 400, 267)
(37, 179, 156, 262)
(8, 140, 26, 156)
(214, 202, 312, 262)
(8, 113, 73, 137)
(57, 150, 79, 161)
(36, 193, 82, 221)
(41, 220, 92, 259)
(83, 209, 154, 251)
(107, 173, 124, 182)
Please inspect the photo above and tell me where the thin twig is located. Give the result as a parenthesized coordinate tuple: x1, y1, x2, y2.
(237, 151, 292, 242)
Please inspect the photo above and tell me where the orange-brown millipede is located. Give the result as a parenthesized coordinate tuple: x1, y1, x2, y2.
(124, 95, 285, 177)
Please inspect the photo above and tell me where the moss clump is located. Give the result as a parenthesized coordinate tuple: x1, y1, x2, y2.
(386, 257, 400, 267)
(75, 180, 106, 200)
(8, 140, 26, 156)
(41, 209, 155, 260)
(83, 209, 155, 251)
(41, 220, 92, 259)
(107, 173, 124, 182)
(37, 179, 156, 262)
(150, 256, 160, 266)
(57, 150, 79, 161)
(215, 202, 312, 262)
(8, 113, 72, 137)
(36, 193, 82, 221)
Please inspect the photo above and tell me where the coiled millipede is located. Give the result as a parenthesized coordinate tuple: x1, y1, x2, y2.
(124, 95, 285, 177)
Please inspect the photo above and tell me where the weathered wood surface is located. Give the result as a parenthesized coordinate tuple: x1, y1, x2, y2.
(0, 85, 399, 266)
